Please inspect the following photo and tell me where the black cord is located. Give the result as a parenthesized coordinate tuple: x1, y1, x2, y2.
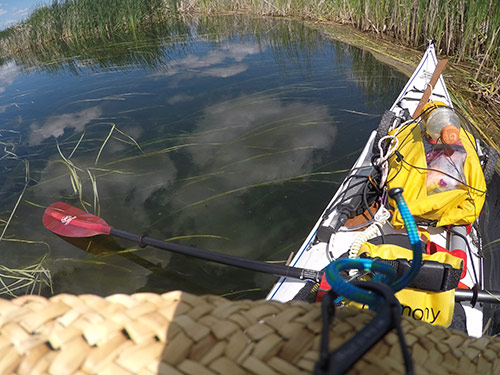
(473, 220, 484, 257)
(395, 320, 414, 375)
(378, 224, 386, 244)
(320, 167, 374, 220)
(363, 179, 375, 219)
(396, 151, 487, 194)
(385, 159, 404, 184)
(323, 177, 367, 216)
(315, 281, 413, 375)
(322, 191, 365, 220)
(384, 116, 432, 185)
(322, 177, 370, 219)
(315, 291, 337, 375)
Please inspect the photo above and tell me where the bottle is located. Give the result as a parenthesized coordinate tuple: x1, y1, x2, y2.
(425, 106, 461, 144)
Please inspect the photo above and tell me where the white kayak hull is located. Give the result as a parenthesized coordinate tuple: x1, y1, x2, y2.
(267, 43, 487, 337)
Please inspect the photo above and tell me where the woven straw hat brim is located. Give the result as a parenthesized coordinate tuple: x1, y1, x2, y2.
(0, 291, 498, 374)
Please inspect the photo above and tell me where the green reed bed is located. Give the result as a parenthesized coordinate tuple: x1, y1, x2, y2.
(16, 0, 168, 42)
(0, 1, 497, 131)
(1, 0, 498, 74)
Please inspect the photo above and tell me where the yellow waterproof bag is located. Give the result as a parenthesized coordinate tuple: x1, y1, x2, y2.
(386, 124, 486, 227)
(359, 242, 463, 327)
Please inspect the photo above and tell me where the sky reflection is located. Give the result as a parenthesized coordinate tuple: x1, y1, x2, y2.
(0, 16, 406, 298)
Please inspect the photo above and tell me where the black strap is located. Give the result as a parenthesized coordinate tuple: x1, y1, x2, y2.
(470, 284, 479, 308)
(292, 282, 318, 303)
(361, 255, 461, 292)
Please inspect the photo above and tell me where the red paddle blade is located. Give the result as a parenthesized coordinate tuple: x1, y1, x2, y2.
(43, 202, 112, 238)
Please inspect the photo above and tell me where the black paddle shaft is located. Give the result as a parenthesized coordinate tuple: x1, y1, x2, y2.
(109, 228, 500, 304)
(109, 228, 323, 282)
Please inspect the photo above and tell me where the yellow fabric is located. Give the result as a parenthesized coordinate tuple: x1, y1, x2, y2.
(422, 100, 447, 113)
(359, 242, 463, 270)
(395, 288, 455, 326)
(359, 242, 461, 327)
(386, 124, 486, 227)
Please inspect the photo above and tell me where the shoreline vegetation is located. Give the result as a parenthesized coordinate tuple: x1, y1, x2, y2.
(0, 0, 499, 147)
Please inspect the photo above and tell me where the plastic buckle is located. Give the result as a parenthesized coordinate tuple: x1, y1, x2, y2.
(402, 260, 451, 292)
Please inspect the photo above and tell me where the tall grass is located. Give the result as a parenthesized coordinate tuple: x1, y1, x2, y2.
(0, 0, 498, 103)
(1, 0, 498, 71)
(0, 0, 497, 64)
(12, 0, 169, 42)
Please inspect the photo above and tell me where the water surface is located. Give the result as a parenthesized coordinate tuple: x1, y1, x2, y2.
(0, 16, 407, 299)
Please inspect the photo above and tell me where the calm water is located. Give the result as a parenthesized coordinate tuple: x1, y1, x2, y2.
(0, 16, 407, 299)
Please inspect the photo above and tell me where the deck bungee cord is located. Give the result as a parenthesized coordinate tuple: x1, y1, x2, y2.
(386, 104, 489, 196)
(394, 151, 488, 195)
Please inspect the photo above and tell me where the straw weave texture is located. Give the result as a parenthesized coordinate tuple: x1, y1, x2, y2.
(0, 291, 498, 374)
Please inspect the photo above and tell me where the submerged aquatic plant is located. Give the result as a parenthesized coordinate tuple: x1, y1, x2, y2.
(0, 255, 53, 298)
(96, 123, 144, 166)
(54, 123, 144, 215)
(0, 159, 29, 243)
(0, 121, 145, 297)
(0, 159, 54, 297)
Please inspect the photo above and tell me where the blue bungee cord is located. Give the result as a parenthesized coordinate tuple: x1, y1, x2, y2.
(315, 187, 418, 375)
(388, 187, 422, 292)
(325, 258, 396, 307)
(324, 187, 422, 308)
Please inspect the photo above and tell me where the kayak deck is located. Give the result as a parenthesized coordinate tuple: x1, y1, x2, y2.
(267, 43, 486, 337)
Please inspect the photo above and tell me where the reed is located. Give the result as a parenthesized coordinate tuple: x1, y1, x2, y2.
(0, 0, 497, 104)
(0, 0, 497, 67)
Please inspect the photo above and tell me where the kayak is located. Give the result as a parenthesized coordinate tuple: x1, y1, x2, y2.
(266, 42, 498, 338)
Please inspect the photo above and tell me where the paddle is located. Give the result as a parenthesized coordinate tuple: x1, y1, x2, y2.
(42, 202, 500, 304)
(59, 235, 215, 294)
(412, 58, 448, 119)
(43, 202, 323, 283)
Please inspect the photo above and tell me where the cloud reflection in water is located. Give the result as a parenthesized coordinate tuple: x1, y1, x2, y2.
(0, 61, 19, 94)
(186, 95, 336, 187)
(162, 94, 337, 257)
(28, 106, 103, 145)
(153, 42, 262, 82)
